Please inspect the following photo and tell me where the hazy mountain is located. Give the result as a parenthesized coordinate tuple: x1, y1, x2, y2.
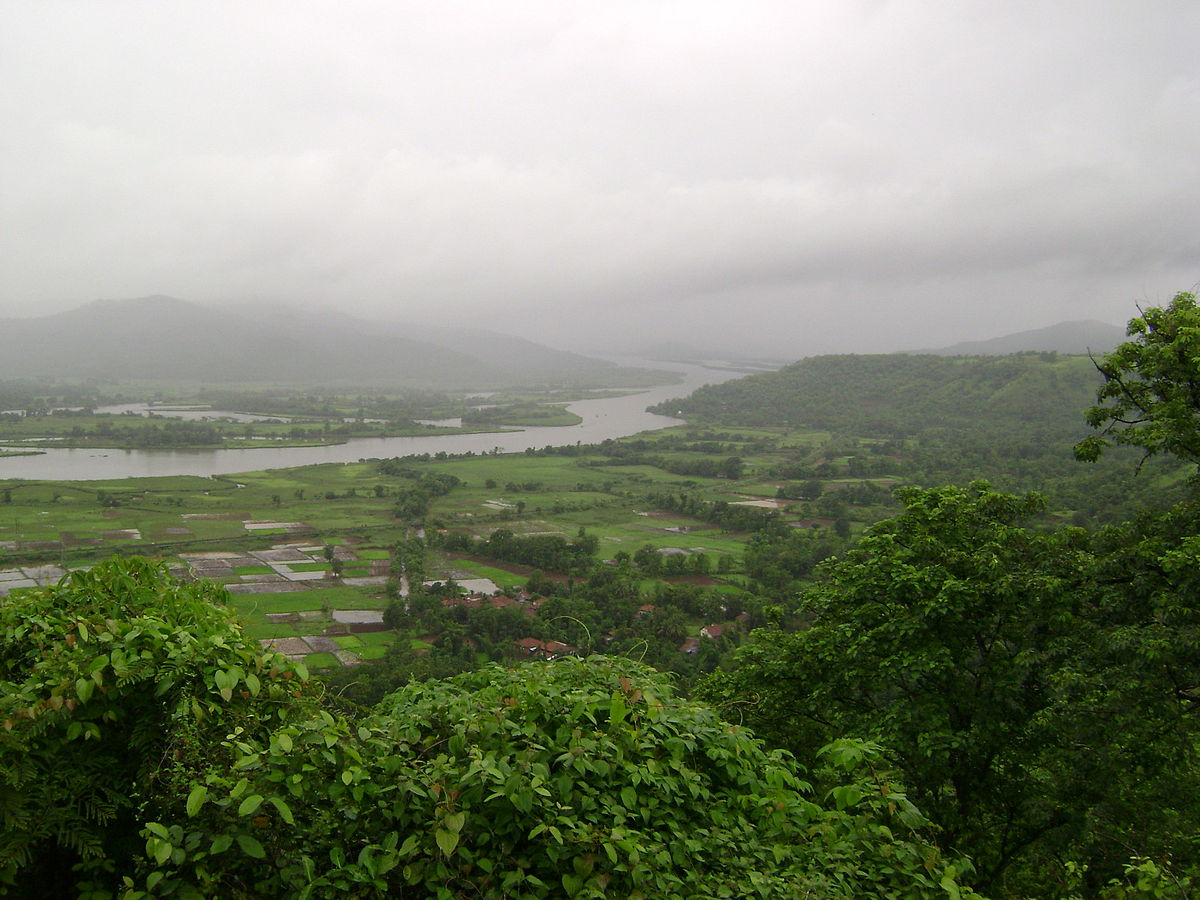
(919, 320, 1126, 356)
(0, 296, 634, 388)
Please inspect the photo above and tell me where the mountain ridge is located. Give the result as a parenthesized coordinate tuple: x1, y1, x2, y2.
(915, 319, 1125, 356)
(0, 296, 635, 389)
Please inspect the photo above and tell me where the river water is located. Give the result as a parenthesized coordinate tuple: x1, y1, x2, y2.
(0, 361, 739, 482)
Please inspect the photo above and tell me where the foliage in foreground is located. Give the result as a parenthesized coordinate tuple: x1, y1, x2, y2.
(0, 558, 315, 896)
(1, 558, 979, 898)
(698, 480, 1200, 896)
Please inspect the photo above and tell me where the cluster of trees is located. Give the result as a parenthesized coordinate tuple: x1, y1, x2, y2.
(461, 402, 577, 426)
(1, 559, 979, 898)
(0, 379, 106, 414)
(626, 543, 715, 577)
(437, 527, 599, 575)
(375, 463, 461, 521)
(740, 525, 845, 592)
(198, 388, 463, 422)
(58, 420, 227, 448)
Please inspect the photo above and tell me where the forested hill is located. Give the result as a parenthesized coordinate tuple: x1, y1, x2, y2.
(653, 352, 1102, 438)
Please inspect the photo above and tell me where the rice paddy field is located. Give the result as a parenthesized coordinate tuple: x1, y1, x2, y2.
(1, 424, 884, 668)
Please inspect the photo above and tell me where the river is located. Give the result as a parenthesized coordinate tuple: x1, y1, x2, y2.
(0, 361, 740, 481)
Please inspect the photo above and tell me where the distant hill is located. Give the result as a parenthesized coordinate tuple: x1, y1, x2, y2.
(919, 320, 1125, 356)
(651, 353, 1105, 438)
(0, 296, 642, 389)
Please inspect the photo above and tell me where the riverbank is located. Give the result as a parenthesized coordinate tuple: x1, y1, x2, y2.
(0, 361, 740, 482)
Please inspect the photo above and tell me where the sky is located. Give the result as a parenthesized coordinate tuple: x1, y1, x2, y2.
(2, 1, 1197, 356)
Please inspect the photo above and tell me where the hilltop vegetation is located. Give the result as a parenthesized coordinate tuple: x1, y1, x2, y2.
(653, 351, 1100, 436)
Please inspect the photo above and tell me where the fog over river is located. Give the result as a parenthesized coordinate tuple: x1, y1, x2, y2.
(0, 362, 742, 482)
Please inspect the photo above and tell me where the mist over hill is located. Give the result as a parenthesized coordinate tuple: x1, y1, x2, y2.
(917, 319, 1125, 356)
(0, 296, 646, 389)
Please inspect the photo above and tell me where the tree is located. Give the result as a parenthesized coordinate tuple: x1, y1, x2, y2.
(699, 483, 1093, 891)
(1076, 291, 1200, 467)
(0, 558, 314, 895)
(339, 658, 980, 898)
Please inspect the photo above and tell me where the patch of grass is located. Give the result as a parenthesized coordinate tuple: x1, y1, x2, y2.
(226, 593, 321, 617)
(233, 565, 275, 575)
(358, 631, 396, 646)
(357, 549, 390, 560)
(332, 635, 364, 649)
(309, 586, 386, 609)
(358, 645, 387, 660)
(304, 652, 339, 669)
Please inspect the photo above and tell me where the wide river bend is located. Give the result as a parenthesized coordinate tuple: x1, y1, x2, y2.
(0, 362, 740, 482)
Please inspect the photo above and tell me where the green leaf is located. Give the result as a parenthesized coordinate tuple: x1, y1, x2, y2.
(236, 834, 266, 859)
(277, 732, 293, 753)
(237, 794, 264, 817)
(151, 837, 172, 866)
(444, 811, 465, 834)
(268, 796, 295, 825)
(211, 835, 233, 854)
(435, 828, 458, 857)
(562, 873, 584, 895)
(75, 678, 94, 704)
(610, 696, 627, 727)
(186, 785, 208, 817)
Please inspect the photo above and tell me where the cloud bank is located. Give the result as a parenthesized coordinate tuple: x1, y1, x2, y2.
(2, 1, 1197, 354)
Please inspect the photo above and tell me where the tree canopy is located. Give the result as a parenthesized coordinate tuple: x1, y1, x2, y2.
(698, 478, 1200, 896)
(1, 558, 979, 898)
(1076, 290, 1200, 466)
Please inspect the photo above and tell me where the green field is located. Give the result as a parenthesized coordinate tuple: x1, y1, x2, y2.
(0, 422, 885, 668)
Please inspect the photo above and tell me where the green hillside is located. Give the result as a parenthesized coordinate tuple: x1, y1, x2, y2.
(653, 352, 1101, 438)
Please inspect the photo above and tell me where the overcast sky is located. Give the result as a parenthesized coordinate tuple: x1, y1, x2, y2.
(2, 1, 1197, 355)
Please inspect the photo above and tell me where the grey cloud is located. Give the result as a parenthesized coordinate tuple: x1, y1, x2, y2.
(1, 1, 1197, 355)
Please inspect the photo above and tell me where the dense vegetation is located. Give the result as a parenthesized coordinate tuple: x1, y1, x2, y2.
(653, 352, 1098, 437)
(653, 349, 1188, 524)
(690, 293, 1200, 896)
(4, 292, 1200, 897)
(1, 559, 977, 898)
